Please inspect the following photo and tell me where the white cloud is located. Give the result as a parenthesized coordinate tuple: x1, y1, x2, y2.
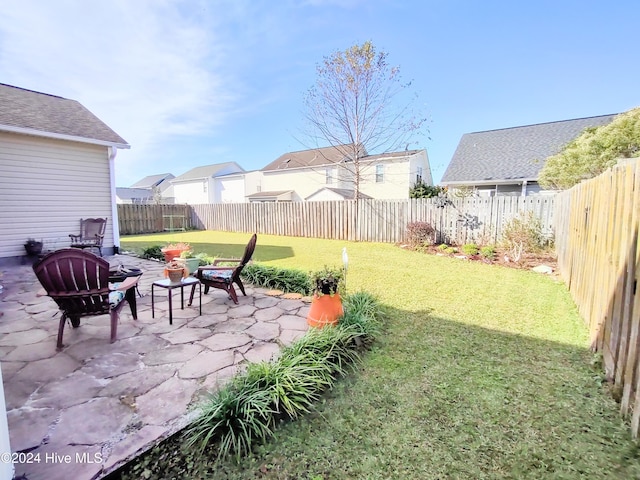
(0, 0, 238, 182)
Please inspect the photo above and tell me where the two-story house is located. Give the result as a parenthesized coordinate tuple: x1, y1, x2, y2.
(250, 145, 432, 202)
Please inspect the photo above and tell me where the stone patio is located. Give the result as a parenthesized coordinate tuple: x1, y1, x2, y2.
(0, 254, 310, 480)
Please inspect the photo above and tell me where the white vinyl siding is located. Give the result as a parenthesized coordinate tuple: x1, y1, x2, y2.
(0, 132, 113, 258)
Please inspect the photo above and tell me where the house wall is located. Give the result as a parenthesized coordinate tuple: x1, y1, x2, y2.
(409, 150, 433, 185)
(448, 181, 555, 197)
(0, 131, 114, 260)
(306, 189, 343, 201)
(244, 171, 263, 198)
(359, 158, 411, 199)
(172, 180, 209, 204)
(262, 168, 327, 201)
(214, 176, 245, 203)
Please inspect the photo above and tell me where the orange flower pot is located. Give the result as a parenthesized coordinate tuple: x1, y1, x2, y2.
(306, 293, 343, 328)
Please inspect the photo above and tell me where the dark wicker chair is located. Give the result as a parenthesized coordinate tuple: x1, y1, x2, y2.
(69, 218, 107, 256)
(33, 248, 138, 350)
(194, 233, 257, 304)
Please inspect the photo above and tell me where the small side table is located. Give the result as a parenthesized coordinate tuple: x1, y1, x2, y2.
(151, 277, 202, 325)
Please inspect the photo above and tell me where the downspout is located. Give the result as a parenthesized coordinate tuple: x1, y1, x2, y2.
(108, 147, 121, 254)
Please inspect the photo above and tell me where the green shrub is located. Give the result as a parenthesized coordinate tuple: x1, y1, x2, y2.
(242, 263, 312, 295)
(480, 245, 496, 260)
(141, 245, 163, 260)
(501, 211, 544, 262)
(444, 247, 456, 255)
(437, 243, 449, 251)
(461, 243, 479, 255)
(195, 252, 214, 266)
(406, 221, 435, 248)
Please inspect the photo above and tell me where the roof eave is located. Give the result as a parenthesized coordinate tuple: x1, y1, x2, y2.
(0, 124, 130, 149)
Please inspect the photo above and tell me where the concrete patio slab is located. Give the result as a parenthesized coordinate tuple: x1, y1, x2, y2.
(0, 254, 311, 479)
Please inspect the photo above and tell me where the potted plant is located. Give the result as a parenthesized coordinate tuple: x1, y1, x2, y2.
(164, 260, 188, 284)
(160, 242, 191, 263)
(175, 249, 200, 275)
(306, 266, 344, 328)
(24, 238, 43, 256)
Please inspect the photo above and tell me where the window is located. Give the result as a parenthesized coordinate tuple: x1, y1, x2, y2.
(416, 166, 423, 183)
(375, 164, 384, 183)
(326, 167, 334, 185)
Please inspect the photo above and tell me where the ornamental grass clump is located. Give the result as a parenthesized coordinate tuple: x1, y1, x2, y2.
(184, 292, 383, 461)
(241, 263, 312, 295)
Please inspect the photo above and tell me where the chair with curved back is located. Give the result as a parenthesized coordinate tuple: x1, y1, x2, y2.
(194, 233, 257, 304)
(33, 248, 139, 350)
(69, 217, 107, 256)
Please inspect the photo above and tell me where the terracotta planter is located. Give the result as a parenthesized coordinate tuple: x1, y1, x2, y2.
(166, 268, 184, 283)
(306, 293, 343, 328)
(162, 248, 187, 263)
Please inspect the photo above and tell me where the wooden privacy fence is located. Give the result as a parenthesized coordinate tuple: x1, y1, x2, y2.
(162, 196, 553, 244)
(555, 159, 640, 437)
(118, 204, 191, 235)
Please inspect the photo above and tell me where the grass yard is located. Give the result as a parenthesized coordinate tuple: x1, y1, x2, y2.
(119, 231, 640, 479)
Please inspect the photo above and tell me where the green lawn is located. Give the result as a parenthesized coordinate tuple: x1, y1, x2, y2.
(119, 231, 640, 479)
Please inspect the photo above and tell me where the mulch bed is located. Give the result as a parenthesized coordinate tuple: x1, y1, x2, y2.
(400, 244, 558, 272)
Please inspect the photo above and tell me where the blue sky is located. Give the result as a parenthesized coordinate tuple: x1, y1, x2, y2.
(1, 0, 638, 187)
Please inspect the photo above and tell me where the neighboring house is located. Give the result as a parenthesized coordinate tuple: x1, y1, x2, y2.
(116, 173, 176, 204)
(115, 187, 154, 204)
(130, 172, 174, 190)
(441, 114, 616, 196)
(0, 83, 129, 262)
(171, 162, 245, 204)
(259, 145, 432, 201)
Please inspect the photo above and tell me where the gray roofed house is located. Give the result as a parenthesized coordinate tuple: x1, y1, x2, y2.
(0, 83, 130, 261)
(172, 162, 244, 182)
(130, 173, 175, 189)
(441, 114, 616, 196)
(123, 173, 176, 204)
(115, 187, 155, 204)
(171, 162, 245, 204)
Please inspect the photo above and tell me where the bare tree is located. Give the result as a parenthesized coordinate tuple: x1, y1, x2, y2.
(303, 41, 428, 200)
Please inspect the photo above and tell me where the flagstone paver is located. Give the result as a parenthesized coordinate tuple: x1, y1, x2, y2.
(142, 343, 203, 366)
(198, 332, 252, 351)
(0, 255, 311, 479)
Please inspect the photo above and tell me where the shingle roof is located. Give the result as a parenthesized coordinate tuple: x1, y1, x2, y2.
(171, 162, 244, 182)
(261, 144, 365, 171)
(116, 187, 153, 201)
(130, 173, 174, 189)
(246, 190, 293, 199)
(306, 187, 372, 200)
(0, 83, 129, 147)
(441, 114, 616, 183)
